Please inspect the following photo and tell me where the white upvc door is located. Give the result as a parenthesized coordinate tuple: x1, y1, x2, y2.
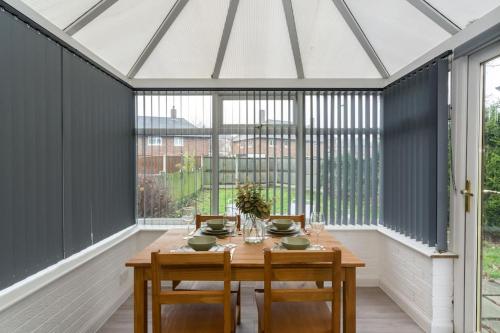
(458, 41, 500, 333)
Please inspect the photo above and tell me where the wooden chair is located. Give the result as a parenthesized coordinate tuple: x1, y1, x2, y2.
(255, 248, 342, 333)
(151, 250, 236, 333)
(268, 214, 305, 229)
(175, 214, 242, 324)
(195, 214, 241, 230)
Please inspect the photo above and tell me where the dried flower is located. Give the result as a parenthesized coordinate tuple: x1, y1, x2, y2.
(235, 183, 271, 219)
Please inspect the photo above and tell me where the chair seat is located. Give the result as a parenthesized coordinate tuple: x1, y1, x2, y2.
(175, 280, 240, 293)
(161, 293, 237, 333)
(255, 292, 332, 333)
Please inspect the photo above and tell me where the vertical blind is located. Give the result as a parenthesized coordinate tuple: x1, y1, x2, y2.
(0, 9, 63, 289)
(383, 55, 449, 251)
(305, 91, 382, 225)
(0, 7, 135, 289)
(136, 90, 381, 225)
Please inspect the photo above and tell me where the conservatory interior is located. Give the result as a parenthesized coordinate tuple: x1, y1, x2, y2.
(1, 0, 500, 332)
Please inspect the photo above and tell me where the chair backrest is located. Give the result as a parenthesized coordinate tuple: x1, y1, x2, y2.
(268, 214, 305, 229)
(195, 214, 241, 230)
(151, 250, 232, 333)
(263, 247, 341, 333)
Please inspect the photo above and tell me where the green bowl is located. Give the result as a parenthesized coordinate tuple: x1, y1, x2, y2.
(281, 237, 310, 250)
(206, 219, 225, 230)
(188, 236, 217, 251)
(272, 219, 294, 230)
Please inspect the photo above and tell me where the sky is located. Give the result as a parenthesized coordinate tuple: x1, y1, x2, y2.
(484, 56, 500, 108)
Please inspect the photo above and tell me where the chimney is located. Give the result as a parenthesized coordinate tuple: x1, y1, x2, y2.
(171, 106, 177, 119)
(259, 109, 266, 123)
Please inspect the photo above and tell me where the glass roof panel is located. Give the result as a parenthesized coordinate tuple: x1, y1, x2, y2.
(345, 0, 450, 74)
(292, 0, 380, 78)
(426, 0, 500, 28)
(72, 0, 177, 75)
(136, 0, 230, 79)
(219, 0, 296, 78)
(22, 0, 100, 29)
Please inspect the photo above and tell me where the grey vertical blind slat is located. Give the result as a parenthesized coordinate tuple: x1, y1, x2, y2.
(0, 10, 63, 289)
(383, 56, 449, 250)
(63, 49, 134, 253)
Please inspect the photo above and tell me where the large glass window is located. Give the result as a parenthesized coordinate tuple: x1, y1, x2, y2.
(136, 90, 381, 225)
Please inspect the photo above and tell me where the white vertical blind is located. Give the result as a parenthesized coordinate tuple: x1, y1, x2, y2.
(136, 90, 381, 225)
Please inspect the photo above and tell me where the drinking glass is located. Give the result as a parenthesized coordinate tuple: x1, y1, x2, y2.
(309, 211, 325, 249)
(181, 206, 195, 239)
(224, 203, 237, 248)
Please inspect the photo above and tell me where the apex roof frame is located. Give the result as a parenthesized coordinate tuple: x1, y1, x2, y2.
(331, 0, 389, 79)
(212, 0, 240, 79)
(282, 0, 304, 79)
(127, 0, 189, 79)
(64, 0, 118, 36)
(406, 0, 461, 35)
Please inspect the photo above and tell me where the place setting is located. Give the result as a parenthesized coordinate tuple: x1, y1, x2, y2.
(271, 211, 326, 251)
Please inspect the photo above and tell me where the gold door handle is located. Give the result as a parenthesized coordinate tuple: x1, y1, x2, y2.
(461, 180, 473, 213)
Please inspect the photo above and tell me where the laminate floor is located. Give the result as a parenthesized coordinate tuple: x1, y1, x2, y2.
(98, 284, 423, 333)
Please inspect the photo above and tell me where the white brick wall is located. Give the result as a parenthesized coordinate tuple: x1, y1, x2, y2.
(0, 226, 453, 333)
(377, 228, 454, 333)
(329, 229, 380, 286)
(0, 228, 165, 333)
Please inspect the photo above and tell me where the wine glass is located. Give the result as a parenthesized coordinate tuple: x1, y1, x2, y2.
(181, 206, 195, 239)
(224, 202, 237, 248)
(309, 211, 325, 250)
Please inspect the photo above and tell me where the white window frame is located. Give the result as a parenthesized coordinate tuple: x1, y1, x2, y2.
(173, 137, 184, 147)
(147, 136, 162, 146)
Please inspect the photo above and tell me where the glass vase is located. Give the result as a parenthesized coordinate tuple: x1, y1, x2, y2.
(242, 214, 265, 243)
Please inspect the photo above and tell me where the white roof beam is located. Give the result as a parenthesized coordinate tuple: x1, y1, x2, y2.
(128, 0, 189, 78)
(282, 0, 304, 79)
(331, 0, 389, 78)
(212, 0, 240, 79)
(64, 0, 118, 36)
(406, 0, 461, 35)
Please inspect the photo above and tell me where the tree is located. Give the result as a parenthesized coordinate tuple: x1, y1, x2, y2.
(484, 100, 500, 227)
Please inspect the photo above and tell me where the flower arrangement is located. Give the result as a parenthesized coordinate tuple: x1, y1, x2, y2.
(235, 183, 271, 219)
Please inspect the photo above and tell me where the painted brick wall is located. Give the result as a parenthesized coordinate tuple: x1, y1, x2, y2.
(330, 229, 380, 286)
(378, 229, 454, 333)
(0, 230, 165, 333)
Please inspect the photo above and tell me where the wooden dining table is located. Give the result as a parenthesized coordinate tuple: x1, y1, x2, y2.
(125, 229, 365, 333)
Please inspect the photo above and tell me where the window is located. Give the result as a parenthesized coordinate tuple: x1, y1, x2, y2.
(173, 137, 184, 147)
(147, 136, 162, 146)
(136, 90, 381, 225)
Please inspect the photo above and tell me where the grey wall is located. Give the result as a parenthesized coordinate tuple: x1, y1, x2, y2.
(0, 9, 135, 289)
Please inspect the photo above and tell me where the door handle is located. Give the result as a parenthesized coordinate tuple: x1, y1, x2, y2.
(460, 180, 473, 213)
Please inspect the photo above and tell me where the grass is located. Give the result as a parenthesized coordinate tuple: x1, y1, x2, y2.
(194, 187, 297, 215)
(483, 241, 500, 280)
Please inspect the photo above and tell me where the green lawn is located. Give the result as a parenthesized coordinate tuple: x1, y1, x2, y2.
(195, 187, 297, 215)
(483, 241, 500, 280)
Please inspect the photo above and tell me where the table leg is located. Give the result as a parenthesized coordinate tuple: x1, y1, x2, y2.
(134, 268, 147, 333)
(343, 268, 356, 333)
